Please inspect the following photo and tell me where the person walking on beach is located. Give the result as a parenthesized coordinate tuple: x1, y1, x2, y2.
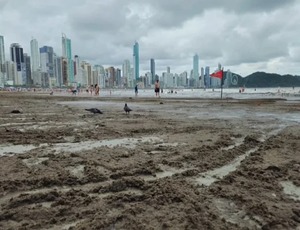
(155, 80, 160, 97)
(135, 84, 138, 96)
(95, 84, 100, 96)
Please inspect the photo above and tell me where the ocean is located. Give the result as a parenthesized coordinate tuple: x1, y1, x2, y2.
(88, 87, 300, 100)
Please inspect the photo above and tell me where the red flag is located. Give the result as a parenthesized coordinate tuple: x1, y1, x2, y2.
(210, 70, 223, 79)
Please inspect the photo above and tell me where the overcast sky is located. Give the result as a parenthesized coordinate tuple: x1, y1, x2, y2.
(1, 0, 299, 77)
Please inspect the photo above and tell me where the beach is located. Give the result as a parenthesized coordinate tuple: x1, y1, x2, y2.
(0, 91, 300, 230)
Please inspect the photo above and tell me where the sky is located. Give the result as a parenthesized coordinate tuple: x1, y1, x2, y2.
(1, 0, 300, 77)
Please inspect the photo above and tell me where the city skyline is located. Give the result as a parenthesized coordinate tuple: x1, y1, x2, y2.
(0, 0, 300, 77)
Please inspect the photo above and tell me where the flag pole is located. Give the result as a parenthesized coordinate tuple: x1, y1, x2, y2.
(220, 68, 224, 100)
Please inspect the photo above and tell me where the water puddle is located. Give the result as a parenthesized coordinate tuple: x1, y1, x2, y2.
(258, 125, 287, 142)
(140, 164, 191, 181)
(0, 144, 48, 156)
(154, 142, 181, 147)
(195, 147, 258, 186)
(51, 136, 161, 153)
(221, 137, 244, 150)
(0, 181, 112, 206)
(0, 136, 161, 156)
(90, 189, 143, 199)
(22, 157, 49, 167)
(46, 220, 85, 230)
(66, 165, 85, 178)
(214, 198, 263, 228)
(0, 122, 49, 127)
(280, 181, 300, 201)
(27, 201, 54, 208)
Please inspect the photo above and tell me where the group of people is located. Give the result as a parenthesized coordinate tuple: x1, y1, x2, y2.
(86, 84, 100, 96)
(134, 79, 161, 97)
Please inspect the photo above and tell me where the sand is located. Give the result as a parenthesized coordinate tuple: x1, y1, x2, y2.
(0, 92, 300, 230)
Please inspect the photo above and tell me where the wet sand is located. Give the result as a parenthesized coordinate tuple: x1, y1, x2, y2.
(0, 92, 300, 230)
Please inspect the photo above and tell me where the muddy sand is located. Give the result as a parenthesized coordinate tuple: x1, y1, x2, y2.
(0, 92, 300, 230)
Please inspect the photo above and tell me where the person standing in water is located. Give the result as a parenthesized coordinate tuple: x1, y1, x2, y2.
(135, 84, 138, 96)
(154, 80, 160, 97)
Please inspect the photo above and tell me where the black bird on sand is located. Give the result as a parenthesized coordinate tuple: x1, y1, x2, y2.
(124, 103, 132, 114)
(85, 108, 103, 114)
(11, 109, 22, 114)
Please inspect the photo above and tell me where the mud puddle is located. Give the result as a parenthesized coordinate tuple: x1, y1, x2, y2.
(51, 136, 161, 153)
(0, 137, 162, 156)
(280, 181, 300, 201)
(214, 198, 264, 228)
(0, 143, 48, 156)
(22, 157, 49, 167)
(195, 147, 258, 186)
(140, 164, 194, 181)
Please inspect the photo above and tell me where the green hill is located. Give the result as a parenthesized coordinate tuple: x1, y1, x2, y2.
(235, 72, 300, 87)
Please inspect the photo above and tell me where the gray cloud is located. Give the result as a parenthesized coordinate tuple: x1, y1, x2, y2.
(0, 0, 299, 77)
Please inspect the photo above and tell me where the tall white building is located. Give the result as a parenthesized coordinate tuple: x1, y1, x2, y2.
(30, 38, 41, 86)
(122, 59, 132, 87)
(40, 46, 55, 87)
(30, 38, 39, 71)
(94, 64, 105, 88)
(0, 35, 5, 86)
(62, 33, 74, 84)
(193, 54, 199, 87)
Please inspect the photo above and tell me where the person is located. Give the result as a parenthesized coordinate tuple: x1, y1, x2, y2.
(95, 84, 100, 96)
(89, 85, 94, 95)
(154, 80, 160, 97)
(135, 84, 138, 96)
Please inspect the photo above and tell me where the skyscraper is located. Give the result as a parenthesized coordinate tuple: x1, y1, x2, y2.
(30, 38, 39, 72)
(193, 54, 199, 80)
(122, 59, 131, 87)
(62, 33, 74, 84)
(133, 41, 139, 82)
(40, 46, 54, 87)
(54, 54, 63, 87)
(24, 53, 32, 85)
(0, 35, 5, 86)
(0, 35, 5, 73)
(150, 58, 155, 84)
(30, 38, 40, 86)
(10, 43, 25, 85)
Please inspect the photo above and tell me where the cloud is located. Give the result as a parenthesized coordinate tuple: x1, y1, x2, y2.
(0, 0, 299, 77)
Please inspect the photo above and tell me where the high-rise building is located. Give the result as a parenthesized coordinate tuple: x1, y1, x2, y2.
(81, 61, 92, 86)
(30, 38, 41, 86)
(54, 54, 63, 87)
(62, 33, 74, 84)
(0, 35, 5, 73)
(24, 53, 32, 85)
(116, 68, 121, 87)
(200, 67, 205, 88)
(30, 38, 39, 71)
(193, 54, 199, 80)
(5, 61, 16, 83)
(150, 58, 155, 84)
(0, 35, 5, 86)
(122, 59, 131, 87)
(204, 66, 210, 88)
(94, 64, 105, 88)
(40, 46, 54, 87)
(133, 41, 139, 82)
(167, 66, 170, 74)
(10, 43, 25, 85)
(107, 66, 115, 88)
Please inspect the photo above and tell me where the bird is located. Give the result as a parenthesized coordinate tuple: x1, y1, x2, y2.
(124, 103, 132, 114)
(85, 108, 103, 114)
(11, 109, 22, 114)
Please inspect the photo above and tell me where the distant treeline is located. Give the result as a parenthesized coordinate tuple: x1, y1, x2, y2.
(233, 72, 300, 87)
